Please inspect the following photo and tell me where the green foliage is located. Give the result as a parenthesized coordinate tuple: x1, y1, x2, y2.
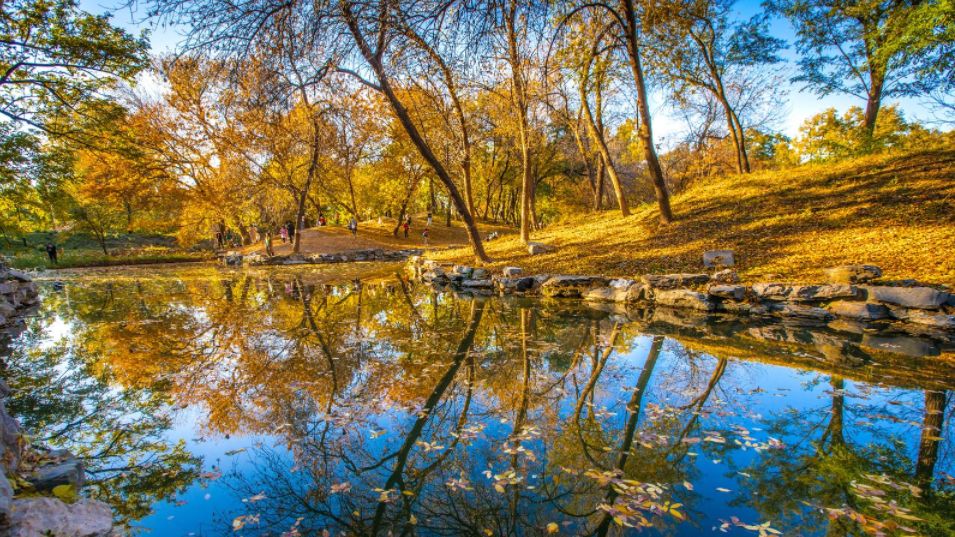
(0, 0, 149, 132)
(792, 105, 946, 162)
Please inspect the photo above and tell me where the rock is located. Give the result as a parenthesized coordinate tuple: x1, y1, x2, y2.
(769, 303, 832, 321)
(527, 242, 554, 255)
(540, 275, 608, 298)
(625, 283, 652, 303)
(898, 310, 955, 330)
(702, 250, 735, 268)
(752, 283, 858, 302)
(827, 301, 891, 321)
(28, 457, 84, 493)
(824, 264, 883, 284)
(717, 301, 753, 314)
(864, 286, 947, 310)
(502, 266, 523, 277)
(9, 497, 113, 537)
(641, 273, 710, 289)
(707, 284, 747, 301)
(0, 471, 11, 527)
(452, 265, 473, 277)
(0, 300, 14, 319)
(582, 287, 628, 302)
(460, 279, 493, 288)
(495, 276, 537, 293)
(221, 253, 243, 266)
(609, 279, 635, 289)
(6, 270, 31, 283)
(471, 268, 489, 280)
(0, 406, 21, 474)
(711, 269, 740, 284)
(653, 289, 715, 311)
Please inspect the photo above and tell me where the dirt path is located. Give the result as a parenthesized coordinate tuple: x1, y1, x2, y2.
(247, 216, 514, 257)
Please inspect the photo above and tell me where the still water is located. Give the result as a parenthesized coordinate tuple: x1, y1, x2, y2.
(2, 264, 953, 536)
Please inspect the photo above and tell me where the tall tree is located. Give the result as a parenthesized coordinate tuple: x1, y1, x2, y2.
(561, 0, 675, 223)
(767, 0, 931, 138)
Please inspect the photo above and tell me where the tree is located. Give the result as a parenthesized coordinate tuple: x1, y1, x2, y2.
(646, 0, 784, 173)
(560, 0, 675, 223)
(0, 0, 148, 132)
(766, 0, 939, 139)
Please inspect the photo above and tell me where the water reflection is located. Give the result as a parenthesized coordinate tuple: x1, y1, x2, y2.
(2, 266, 953, 536)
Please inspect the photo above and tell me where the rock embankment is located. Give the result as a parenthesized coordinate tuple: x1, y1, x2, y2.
(0, 263, 39, 332)
(406, 256, 955, 342)
(0, 262, 118, 536)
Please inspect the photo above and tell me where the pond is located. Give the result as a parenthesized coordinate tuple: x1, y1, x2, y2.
(1, 264, 953, 536)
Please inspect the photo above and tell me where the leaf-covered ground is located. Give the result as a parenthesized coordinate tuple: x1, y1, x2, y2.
(434, 149, 955, 287)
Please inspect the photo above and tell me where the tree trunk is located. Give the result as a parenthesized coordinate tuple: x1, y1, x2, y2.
(595, 157, 605, 210)
(581, 88, 628, 216)
(863, 71, 885, 141)
(915, 390, 946, 487)
(620, 0, 673, 223)
(342, 5, 489, 261)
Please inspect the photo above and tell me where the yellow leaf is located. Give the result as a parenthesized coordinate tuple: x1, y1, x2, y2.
(546, 522, 559, 534)
(52, 484, 77, 503)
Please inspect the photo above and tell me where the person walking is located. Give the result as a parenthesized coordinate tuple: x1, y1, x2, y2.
(279, 225, 288, 244)
(348, 217, 358, 237)
(263, 228, 274, 256)
(426, 212, 433, 227)
(45, 242, 58, 264)
(421, 227, 430, 246)
(286, 220, 295, 243)
(402, 219, 410, 238)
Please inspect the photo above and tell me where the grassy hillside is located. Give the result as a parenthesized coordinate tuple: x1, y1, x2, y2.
(434, 149, 955, 287)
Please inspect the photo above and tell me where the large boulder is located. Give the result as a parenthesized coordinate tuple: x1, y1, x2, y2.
(702, 250, 735, 268)
(707, 284, 747, 301)
(826, 301, 891, 321)
(653, 289, 715, 311)
(864, 286, 947, 310)
(460, 279, 493, 288)
(0, 471, 11, 528)
(9, 498, 113, 537)
(582, 287, 625, 302)
(495, 276, 538, 293)
(28, 452, 84, 493)
(768, 303, 833, 321)
(540, 275, 608, 298)
(6, 270, 32, 283)
(824, 265, 883, 284)
(641, 273, 710, 289)
(752, 283, 858, 302)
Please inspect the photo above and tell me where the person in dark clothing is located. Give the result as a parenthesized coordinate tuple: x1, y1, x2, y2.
(403, 219, 410, 238)
(45, 242, 58, 264)
(286, 220, 296, 242)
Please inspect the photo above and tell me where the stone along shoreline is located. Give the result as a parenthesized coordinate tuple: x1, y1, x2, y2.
(405, 256, 955, 346)
(0, 263, 120, 537)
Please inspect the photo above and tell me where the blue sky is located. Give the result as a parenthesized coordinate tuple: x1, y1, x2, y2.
(82, 0, 940, 142)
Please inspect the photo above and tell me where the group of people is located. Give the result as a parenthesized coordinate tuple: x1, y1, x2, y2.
(400, 212, 432, 244)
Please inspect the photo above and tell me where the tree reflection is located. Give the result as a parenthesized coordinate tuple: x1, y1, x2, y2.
(2, 269, 952, 535)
